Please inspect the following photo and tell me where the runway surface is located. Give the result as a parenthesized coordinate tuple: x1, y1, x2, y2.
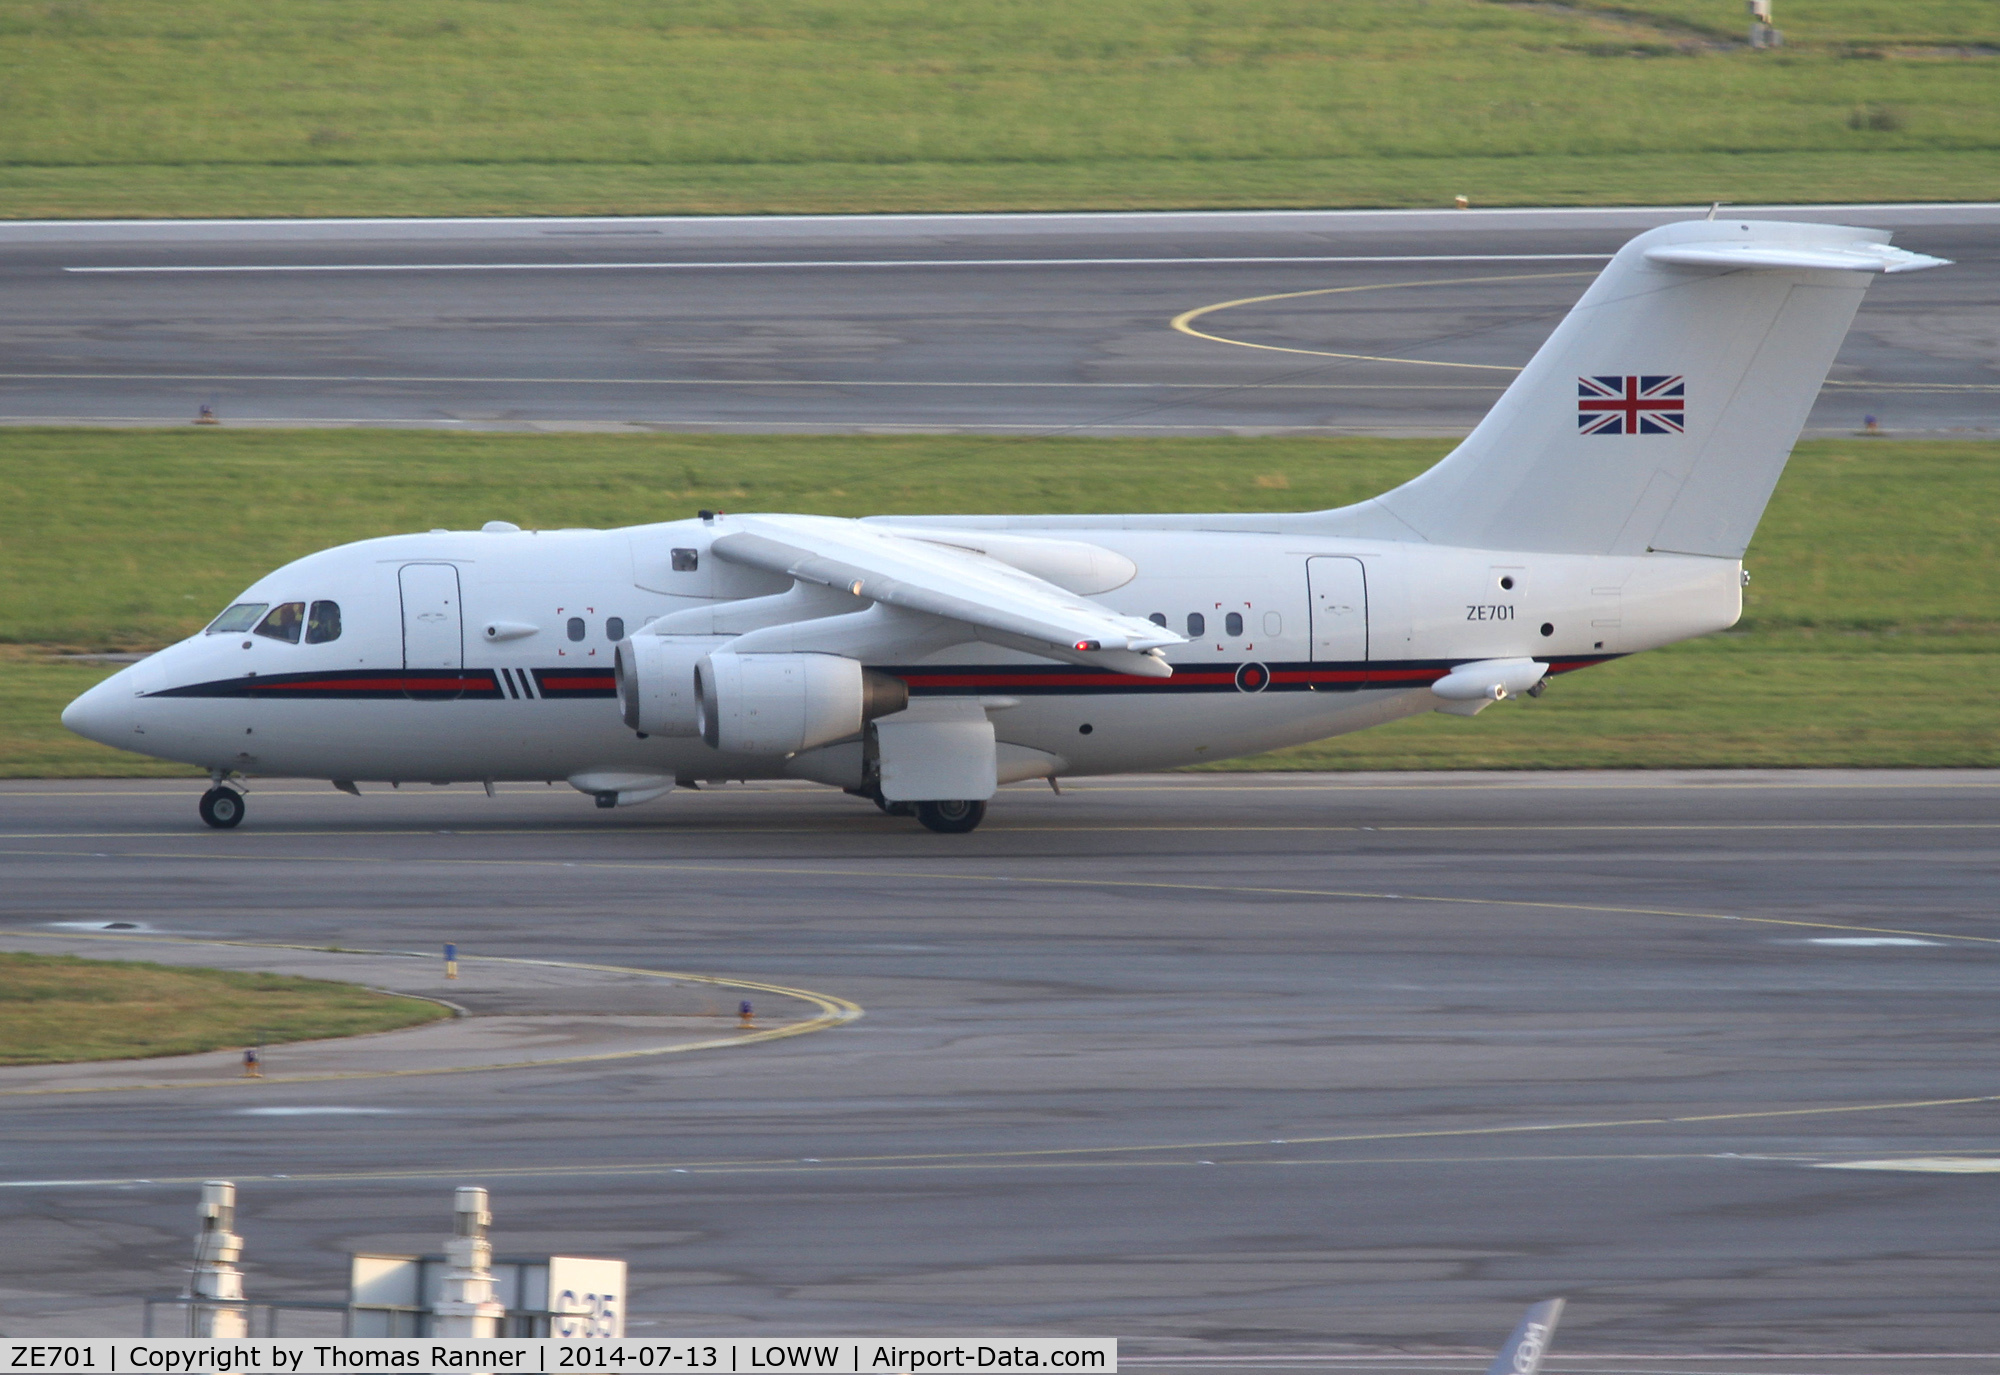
(1, 770, 1997, 1361)
(1, 204, 1995, 436)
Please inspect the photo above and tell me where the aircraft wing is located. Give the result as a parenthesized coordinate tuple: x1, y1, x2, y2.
(709, 514, 1182, 678)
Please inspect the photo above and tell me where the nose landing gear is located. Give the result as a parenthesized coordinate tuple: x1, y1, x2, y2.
(198, 786, 246, 829)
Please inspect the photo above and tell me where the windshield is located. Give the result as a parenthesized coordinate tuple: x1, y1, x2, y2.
(206, 602, 268, 634)
(254, 602, 305, 644)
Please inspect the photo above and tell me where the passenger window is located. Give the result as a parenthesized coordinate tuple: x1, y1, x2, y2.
(606, 616, 625, 641)
(207, 602, 268, 635)
(671, 548, 699, 572)
(253, 602, 305, 644)
(1186, 612, 1205, 638)
(1148, 613, 1166, 627)
(305, 600, 342, 644)
(1225, 612, 1244, 637)
(1264, 611, 1282, 636)
(567, 617, 586, 641)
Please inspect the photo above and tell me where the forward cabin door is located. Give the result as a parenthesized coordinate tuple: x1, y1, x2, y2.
(1307, 556, 1368, 664)
(399, 563, 464, 699)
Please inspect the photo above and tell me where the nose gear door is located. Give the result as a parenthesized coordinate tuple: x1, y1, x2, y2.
(399, 562, 465, 700)
(1307, 556, 1369, 664)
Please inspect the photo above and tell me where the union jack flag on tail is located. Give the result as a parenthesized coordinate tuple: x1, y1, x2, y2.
(1577, 375, 1685, 435)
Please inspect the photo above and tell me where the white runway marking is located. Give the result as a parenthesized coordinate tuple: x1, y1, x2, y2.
(1806, 936, 1941, 946)
(237, 1106, 404, 1116)
(0, 372, 1507, 391)
(1816, 1157, 2000, 1173)
(65, 253, 1612, 274)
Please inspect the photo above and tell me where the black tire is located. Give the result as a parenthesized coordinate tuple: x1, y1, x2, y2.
(199, 786, 245, 829)
(915, 799, 985, 834)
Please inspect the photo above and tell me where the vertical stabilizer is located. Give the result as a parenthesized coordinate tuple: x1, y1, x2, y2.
(1484, 1298, 1565, 1375)
(1338, 220, 1945, 557)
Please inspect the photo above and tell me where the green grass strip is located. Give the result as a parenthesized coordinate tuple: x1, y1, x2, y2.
(0, 0, 1995, 218)
(0, 951, 449, 1065)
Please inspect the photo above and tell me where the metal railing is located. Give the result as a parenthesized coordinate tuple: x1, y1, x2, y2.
(142, 1296, 579, 1337)
(142, 1296, 352, 1337)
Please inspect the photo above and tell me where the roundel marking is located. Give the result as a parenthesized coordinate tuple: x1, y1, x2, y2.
(1235, 662, 1271, 693)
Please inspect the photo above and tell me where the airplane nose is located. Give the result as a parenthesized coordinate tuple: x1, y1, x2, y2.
(62, 673, 136, 746)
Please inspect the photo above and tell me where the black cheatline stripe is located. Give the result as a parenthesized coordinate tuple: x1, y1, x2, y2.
(142, 654, 1618, 701)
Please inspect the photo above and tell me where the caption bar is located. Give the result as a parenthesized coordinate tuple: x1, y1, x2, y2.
(1, 1341, 1116, 1374)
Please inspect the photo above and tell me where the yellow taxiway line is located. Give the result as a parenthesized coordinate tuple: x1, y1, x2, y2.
(1170, 272, 1595, 368)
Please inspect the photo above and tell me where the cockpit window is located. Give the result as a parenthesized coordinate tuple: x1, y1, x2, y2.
(253, 602, 305, 644)
(207, 603, 268, 635)
(305, 600, 342, 644)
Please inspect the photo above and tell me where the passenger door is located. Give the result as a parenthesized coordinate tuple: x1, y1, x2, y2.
(1307, 556, 1368, 663)
(399, 563, 464, 698)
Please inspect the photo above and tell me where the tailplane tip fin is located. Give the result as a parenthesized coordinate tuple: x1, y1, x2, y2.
(1483, 1297, 1565, 1375)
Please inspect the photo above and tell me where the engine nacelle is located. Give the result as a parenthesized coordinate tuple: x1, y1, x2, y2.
(697, 651, 907, 756)
(616, 635, 724, 736)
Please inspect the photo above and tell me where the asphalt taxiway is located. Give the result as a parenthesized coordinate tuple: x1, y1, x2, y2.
(0, 770, 1996, 1361)
(1, 204, 1994, 436)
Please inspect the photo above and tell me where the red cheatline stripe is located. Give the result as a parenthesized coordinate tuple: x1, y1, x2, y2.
(539, 675, 615, 689)
(898, 671, 1217, 689)
(1269, 669, 1373, 685)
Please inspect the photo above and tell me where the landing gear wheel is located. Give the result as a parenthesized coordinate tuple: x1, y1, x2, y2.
(915, 799, 985, 834)
(198, 786, 245, 829)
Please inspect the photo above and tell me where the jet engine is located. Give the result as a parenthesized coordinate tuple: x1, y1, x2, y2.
(697, 650, 907, 755)
(616, 635, 722, 736)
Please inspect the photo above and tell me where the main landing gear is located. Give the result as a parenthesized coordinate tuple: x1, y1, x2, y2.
(915, 799, 986, 834)
(851, 786, 988, 833)
(198, 786, 245, 829)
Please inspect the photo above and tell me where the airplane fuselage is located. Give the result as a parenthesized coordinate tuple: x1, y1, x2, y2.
(71, 517, 1742, 789)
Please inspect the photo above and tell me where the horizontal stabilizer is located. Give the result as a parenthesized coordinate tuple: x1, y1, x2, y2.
(1646, 241, 1950, 274)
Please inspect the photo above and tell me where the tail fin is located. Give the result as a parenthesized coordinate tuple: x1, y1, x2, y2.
(1344, 220, 1946, 557)
(1484, 1298, 1565, 1375)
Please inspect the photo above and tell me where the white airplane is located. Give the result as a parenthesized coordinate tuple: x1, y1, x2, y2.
(63, 218, 1945, 833)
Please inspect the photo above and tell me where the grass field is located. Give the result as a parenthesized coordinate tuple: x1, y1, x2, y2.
(1, 429, 1992, 774)
(0, 950, 448, 1064)
(0, 0, 1995, 219)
